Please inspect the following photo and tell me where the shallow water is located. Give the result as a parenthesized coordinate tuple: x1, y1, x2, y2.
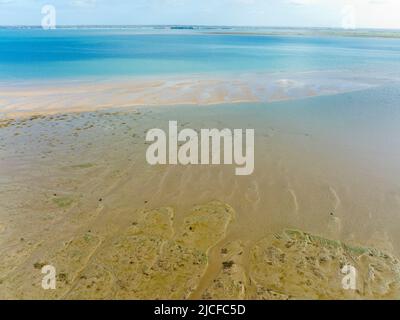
(140, 85, 400, 252)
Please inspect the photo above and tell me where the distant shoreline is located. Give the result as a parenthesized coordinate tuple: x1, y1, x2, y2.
(1, 25, 400, 39)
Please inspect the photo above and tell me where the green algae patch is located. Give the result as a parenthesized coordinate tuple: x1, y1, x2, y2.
(249, 229, 400, 300)
(52, 197, 74, 208)
(70, 163, 95, 169)
(176, 200, 235, 252)
(284, 229, 369, 255)
(4, 199, 400, 300)
(1, 233, 102, 299)
(205, 228, 400, 300)
(66, 200, 235, 300)
(343, 244, 369, 256)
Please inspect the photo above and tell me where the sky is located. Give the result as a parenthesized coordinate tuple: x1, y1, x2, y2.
(0, 0, 399, 29)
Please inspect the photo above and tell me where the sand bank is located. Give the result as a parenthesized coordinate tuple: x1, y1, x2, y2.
(0, 70, 391, 118)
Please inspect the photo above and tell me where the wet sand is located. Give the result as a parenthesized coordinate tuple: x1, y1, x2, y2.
(1, 78, 400, 299)
(0, 70, 390, 119)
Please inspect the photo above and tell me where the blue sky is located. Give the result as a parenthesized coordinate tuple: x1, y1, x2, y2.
(0, 0, 399, 29)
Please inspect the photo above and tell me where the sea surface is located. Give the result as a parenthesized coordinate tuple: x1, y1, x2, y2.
(1, 27, 400, 80)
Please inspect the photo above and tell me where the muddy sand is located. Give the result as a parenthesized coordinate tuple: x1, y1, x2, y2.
(1, 105, 400, 299)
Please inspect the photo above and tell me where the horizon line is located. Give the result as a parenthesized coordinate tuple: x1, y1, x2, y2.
(1, 24, 400, 31)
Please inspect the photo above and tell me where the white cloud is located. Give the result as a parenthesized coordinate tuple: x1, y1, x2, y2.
(285, 0, 400, 28)
(0, 0, 399, 29)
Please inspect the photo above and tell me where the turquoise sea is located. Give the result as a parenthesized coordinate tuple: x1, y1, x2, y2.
(1, 27, 400, 80)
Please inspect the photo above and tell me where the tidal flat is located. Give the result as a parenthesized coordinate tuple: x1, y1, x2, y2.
(1, 89, 400, 299)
